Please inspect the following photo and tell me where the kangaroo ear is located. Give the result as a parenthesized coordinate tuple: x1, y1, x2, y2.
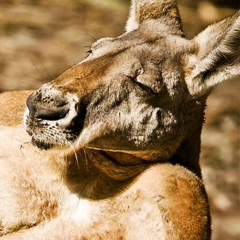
(125, 0, 183, 35)
(126, 0, 139, 32)
(185, 12, 240, 98)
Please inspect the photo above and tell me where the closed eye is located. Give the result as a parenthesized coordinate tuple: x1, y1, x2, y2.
(86, 50, 93, 56)
(127, 75, 156, 95)
(85, 46, 93, 56)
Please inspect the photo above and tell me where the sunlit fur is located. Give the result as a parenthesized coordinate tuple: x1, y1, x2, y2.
(0, 1, 239, 239)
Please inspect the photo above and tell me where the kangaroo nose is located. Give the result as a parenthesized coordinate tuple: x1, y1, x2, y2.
(26, 93, 69, 121)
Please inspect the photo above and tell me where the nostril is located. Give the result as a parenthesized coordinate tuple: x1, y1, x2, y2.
(35, 105, 70, 121)
(26, 93, 70, 121)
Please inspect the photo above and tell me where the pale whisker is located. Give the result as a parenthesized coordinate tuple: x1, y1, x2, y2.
(19, 141, 32, 160)
(68, 141, 80, 169)
(82, 147, 89, 171)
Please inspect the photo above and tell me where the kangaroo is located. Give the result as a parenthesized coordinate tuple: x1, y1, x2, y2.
(0, 0, 239, 239)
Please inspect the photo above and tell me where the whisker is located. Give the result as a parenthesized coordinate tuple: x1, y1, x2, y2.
(19, 141, 31, 160)
(60, 150, 69, 181)
(28, 56, 49, 81)
(82, 147, 89, 171)
(68, 142, 80, 169)
(84, 33, 97, 42)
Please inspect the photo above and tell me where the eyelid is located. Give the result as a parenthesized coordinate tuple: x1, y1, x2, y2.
(91, 37, 114, 51)
(135, 78, 156, 95)
(85, 48, 93, 57)
(86, 49, 93, 54)
(127, 75, 156, 95)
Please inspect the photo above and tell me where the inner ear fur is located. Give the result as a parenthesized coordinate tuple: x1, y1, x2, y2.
(186, 11, 240, 97)
(126, 0, 183, 35)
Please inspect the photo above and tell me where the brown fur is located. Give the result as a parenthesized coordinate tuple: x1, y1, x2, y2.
(0, 0, 239, 239)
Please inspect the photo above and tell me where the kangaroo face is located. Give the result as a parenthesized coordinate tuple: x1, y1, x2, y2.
(24, 0, 240, 163)
(25, 31, 191, 160)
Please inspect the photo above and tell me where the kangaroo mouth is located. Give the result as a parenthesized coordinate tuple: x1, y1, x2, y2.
(31, 138, 55, 150)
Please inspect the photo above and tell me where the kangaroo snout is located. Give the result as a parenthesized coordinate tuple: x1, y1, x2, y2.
(26, 93, 70, 122)
(25, 85, 81, 149)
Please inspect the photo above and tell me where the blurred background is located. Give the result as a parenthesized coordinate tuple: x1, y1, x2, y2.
(0, 0, 239, 239)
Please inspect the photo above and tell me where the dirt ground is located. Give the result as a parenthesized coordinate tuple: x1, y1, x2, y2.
(0, 0, 239, 239)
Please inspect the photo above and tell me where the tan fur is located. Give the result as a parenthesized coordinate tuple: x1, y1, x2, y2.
(0, 91, 33, 126)
(0, 1, 239, 239)
(0, 121, 209, 239)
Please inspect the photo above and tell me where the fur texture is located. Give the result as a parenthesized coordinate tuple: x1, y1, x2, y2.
(0, 0, 239, 239)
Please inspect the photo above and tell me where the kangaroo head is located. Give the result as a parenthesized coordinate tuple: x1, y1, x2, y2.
(25, 0, 240, 170)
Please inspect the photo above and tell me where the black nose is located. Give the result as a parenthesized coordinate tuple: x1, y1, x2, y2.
(26, 93, 69, 121)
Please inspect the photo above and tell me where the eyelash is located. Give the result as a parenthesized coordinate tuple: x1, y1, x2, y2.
(86, 49, 92, 55)
(85, 45, 93, 56)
